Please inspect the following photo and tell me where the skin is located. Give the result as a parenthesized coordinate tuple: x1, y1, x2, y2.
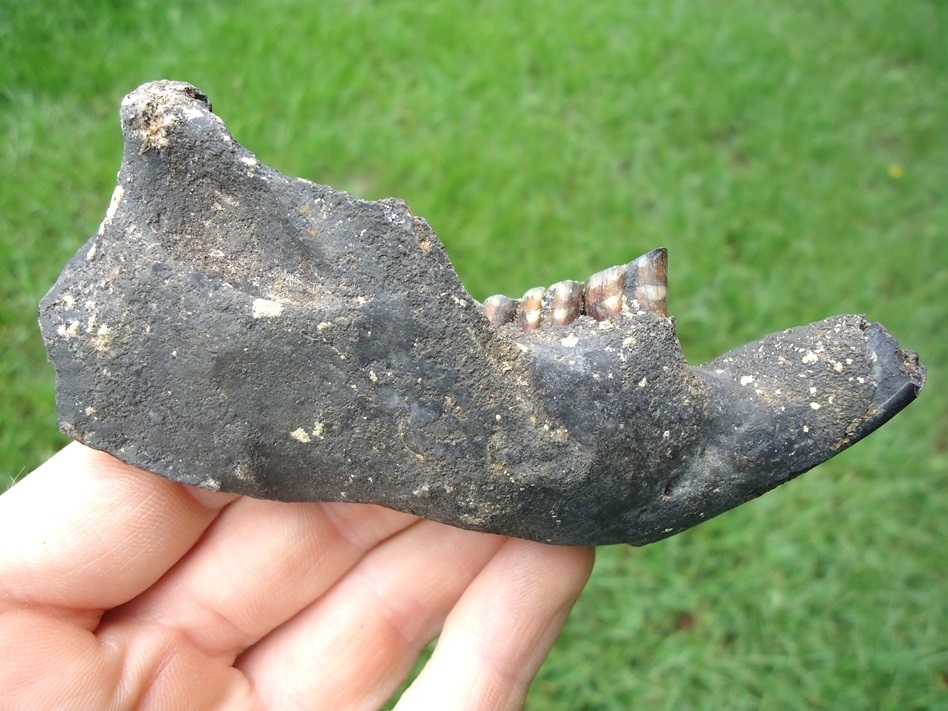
(0, 443, 594, 710)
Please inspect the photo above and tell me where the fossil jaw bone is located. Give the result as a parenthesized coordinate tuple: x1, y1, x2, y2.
(38, 81, 925, 546)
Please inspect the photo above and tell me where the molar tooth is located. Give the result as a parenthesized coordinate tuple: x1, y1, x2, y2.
(519, 287, 545, 332)
(544, 280, 585, 326)
(584, 265, 626, 321)
(483, 294, 519, 327)
(626, 248, 668, 317)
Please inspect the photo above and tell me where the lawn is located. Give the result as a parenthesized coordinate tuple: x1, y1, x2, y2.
(1, 0, 946, 708)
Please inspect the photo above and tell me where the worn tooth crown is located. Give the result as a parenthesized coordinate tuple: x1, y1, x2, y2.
(584, 264, 627, 321)
(547, 280, 584, 326)
(483, 294, 519, 327)
(518, 287, 546, 332)
(625, 248, 668, 317)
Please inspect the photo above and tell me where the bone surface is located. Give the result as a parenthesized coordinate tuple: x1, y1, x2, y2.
(39, 81, 926, 546)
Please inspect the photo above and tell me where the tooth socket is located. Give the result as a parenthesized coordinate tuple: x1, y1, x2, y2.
(483, 294, 519, 327)
(544, 280, 585, 326)
(518, 287, 546, 332)
(584, 265, 627, 321)
(626, 248, 668, 317)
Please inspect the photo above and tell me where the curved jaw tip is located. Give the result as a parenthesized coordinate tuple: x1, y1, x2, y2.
(38, 81, 925, 547)
(853, 323, 925, 439)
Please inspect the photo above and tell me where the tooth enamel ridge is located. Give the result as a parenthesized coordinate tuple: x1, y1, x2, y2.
(38, 81, 925, 546)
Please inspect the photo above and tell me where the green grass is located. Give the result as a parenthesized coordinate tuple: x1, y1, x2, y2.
(2, 0, 946, 708)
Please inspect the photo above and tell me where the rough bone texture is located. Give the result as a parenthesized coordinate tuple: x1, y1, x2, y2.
(38, 81, 926, 546)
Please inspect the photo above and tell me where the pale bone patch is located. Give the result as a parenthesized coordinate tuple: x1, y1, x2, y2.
(252, 298, 285, 318)
(58, 321, 80, 340)
(98, 184, 125, 235)
(93, 324, 113, 352)
(290, 428, 312, 443)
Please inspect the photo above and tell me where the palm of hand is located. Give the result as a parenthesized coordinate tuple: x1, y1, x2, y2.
(0, 444, 593, 710)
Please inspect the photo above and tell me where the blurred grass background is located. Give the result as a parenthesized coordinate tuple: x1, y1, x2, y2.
(1, 0, 945, 708)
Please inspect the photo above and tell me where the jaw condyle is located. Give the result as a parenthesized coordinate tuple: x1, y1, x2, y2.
(39, 81, 925, 546)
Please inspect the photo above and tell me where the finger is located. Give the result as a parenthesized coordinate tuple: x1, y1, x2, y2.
(237, 521, 507, 711)
(394, 539, 595, 711)
(0, 442, 235, 624)
(105, 497, 420, 660)
(0, 608, 255, 711)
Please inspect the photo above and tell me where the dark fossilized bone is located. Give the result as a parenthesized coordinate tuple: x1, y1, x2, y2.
(38, 81, 925, 546)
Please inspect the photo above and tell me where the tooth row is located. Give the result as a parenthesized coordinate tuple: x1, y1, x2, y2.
(482, 248, 668, 331)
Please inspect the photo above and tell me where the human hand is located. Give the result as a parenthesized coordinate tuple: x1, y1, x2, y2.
(0, 443, 594, 710)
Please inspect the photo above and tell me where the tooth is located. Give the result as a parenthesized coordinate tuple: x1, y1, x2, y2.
(625, 248, 668, 317)
(482, 294, 519, 327)
(584, 265, 626, 321)
(518, 287, 545, 332)
(544, 280, 584, 326)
